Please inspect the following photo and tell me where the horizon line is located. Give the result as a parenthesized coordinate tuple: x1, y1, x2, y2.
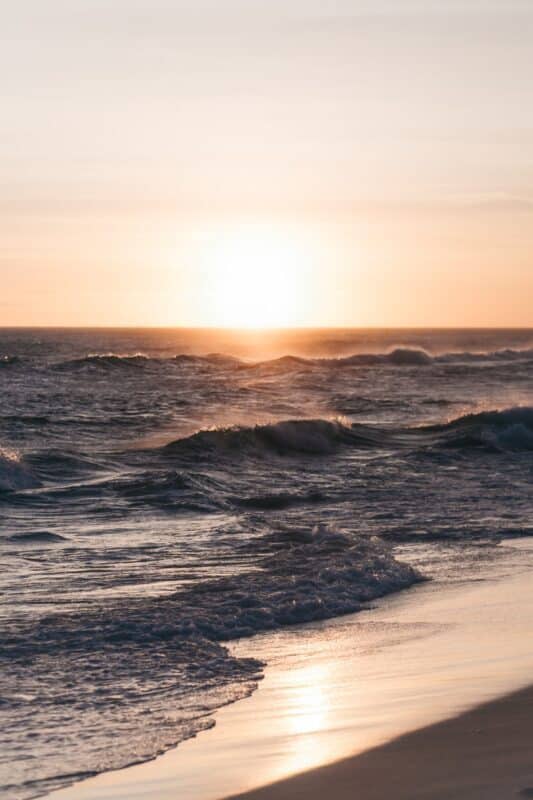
(1, 325, 533, 332)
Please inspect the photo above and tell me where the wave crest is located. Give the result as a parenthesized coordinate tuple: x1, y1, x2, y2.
(55, 353, 151, 371)
(164, 419, 362, 458)
(173, 524, 421, 639)
(162, 407, 533, 462)
(330, 347, 433, 367)
(431, 407, 533, 451)
(40, 344, 533, 375)
(2, 525, 419, 799)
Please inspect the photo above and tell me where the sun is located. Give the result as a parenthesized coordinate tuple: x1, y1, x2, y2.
(197, 225, 314, 328)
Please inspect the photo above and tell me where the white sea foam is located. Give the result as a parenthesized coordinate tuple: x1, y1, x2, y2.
(1, 524, 419, 800)
(2, 328, 532, 800)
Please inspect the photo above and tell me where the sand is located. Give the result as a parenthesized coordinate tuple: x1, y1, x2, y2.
(228, 685, 533, 800)
(47, 542, 533, 800)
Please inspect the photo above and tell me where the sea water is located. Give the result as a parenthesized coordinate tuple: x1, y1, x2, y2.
(2, 327, 533, 799)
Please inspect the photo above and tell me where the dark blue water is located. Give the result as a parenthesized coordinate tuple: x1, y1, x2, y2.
(2, 328, 533, 799)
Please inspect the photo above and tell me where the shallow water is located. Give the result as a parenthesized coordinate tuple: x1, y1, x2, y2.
(2, 328, 533, 799)
(46, 541, 533, 800)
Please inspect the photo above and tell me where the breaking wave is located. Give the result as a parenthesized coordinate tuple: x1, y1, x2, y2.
(164, 419, 366, 457)
(240, 345, 533, 371)
(43, 344, 533, 374)
(4, 328, 533, 800)
(162, 407, 533, 463)
(427, 407, 533, 451)
(172, 524, 421, 639)
(315, 346, 533, 369)
(2, 525, 419, 800)
(326, 347, 434, 367)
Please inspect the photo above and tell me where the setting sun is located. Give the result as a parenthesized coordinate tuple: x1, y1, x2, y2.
(195, 226, 316, 328)
(4, 4, 533, 800)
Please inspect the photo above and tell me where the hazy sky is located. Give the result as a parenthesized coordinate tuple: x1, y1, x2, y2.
(2, 0, 533, 326)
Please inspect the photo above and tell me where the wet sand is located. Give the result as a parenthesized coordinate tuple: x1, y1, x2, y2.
(229, 684, 533, 800)
(47, 542, 533, 800)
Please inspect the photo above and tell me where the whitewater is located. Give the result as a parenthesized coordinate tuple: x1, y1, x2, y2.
(2, 327, 533, 800)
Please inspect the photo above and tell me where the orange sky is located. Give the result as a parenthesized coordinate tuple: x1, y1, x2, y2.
(2, 1, 533, 327)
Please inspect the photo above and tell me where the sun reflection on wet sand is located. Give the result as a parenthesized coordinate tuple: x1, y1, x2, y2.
(281, 664, 333, 773)
(47, 542, 533, 800)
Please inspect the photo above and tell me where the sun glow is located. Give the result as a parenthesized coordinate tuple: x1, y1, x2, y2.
(197, 225, 316, 328)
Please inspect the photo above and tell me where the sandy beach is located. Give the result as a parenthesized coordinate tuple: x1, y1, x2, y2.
(4, 1, 533, 795)
(48, 541, 533, 800)
(230, 685, 533, 800)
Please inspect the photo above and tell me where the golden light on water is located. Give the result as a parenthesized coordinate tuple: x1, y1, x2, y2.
(195, 225, 318, 328)
(279, 662, 336, 776)
(286, 664, 331, 737)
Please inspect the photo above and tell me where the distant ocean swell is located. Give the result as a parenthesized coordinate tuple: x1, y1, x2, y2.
(2, 329, 532, 800)
(3, 344, 533, 373)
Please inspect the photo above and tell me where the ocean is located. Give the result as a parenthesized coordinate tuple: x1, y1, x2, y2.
(2, 327, 533, 800)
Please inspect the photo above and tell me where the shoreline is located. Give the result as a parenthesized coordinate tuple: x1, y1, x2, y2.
(228, 684, 533, 800)
(48, 541, 533, 800)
